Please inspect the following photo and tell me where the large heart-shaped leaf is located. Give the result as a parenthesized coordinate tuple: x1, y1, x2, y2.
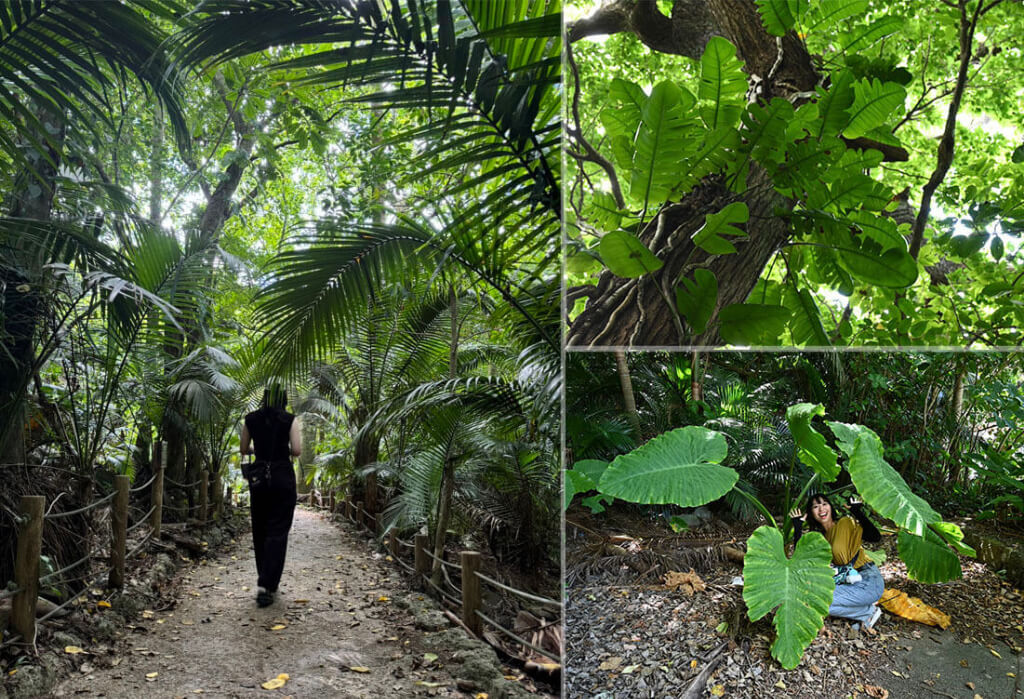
(827, 423, 940, 535)
(600, 230, 663, 278)
(786, 403, 839, 482)
(744, 526, 834, 669)
(676, 269, 719, 335)
(564, 459, 609, 510)
(897, 527, 962, 583)
(598, 426, 737, 507)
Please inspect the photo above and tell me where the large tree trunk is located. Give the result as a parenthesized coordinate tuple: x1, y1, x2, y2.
(566, 0, 819, 347)
(0, 104, 66, 465)
(614, 350, 641, 436)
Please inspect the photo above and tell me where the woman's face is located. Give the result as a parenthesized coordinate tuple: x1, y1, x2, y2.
(811, 497, 832, 525)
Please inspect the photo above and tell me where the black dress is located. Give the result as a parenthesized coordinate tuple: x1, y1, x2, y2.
(244, 407, 298, 593)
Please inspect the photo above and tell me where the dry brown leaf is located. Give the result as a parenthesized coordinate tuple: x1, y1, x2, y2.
(598, 656, 622, 671)
(663, 569, 706, 595)
(864, 685, 889, 699)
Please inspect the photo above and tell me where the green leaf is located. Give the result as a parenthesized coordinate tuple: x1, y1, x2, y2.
(692, 202, 749, 254)
(600, 230, 663, 278)
(828, 424, 941, 536)
(814, 71, 856, 140)
(743, 526, 834, 670)
(806, 0, 869, 35)
(600, 78, 646, 139)
(832, 235, 918, 288)
(786, 403, 839, 482)
(897, 528, 962, 583)
(929, 521, 975, 557)
(586, 191, 624, 232)
(676, 269, 719, 335)
(991, 235, 1004, 261)
(630, 80, 701, 207)
(564, 469, 593, 510)
(848, 211, 906, 253)
(718, 303, 791, 345)
(698, 37, 747, 129)
(951, 232, 988, 258)
(839, 16, 903, 54)
(843, 79, 906, 140)
(755, 0, 801, 36)
(597, 427, 737, 507)
(574, 459, 610, 487)
(783, 285, 831, 347)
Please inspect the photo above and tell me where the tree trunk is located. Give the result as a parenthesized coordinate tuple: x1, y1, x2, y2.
(567, 0, 819, 347)
(0, 104, 66, 465)
(691, 350, 703, 403)
(614, 350, 641, 436)
(431, 284, 460, 585)
(296, 418, 313, 495)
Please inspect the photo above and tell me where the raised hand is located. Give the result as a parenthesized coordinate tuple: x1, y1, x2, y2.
(788, 507, 804, 520)
(847, 495, 863, 508)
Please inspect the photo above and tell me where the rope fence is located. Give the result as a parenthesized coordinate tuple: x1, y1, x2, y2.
(164, 476, 202, 489)
(318, 493, 563, 669)
(3, 442, 222, 648)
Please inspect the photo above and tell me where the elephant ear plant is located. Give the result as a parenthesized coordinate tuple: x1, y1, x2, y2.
(566, 403, 975, 669)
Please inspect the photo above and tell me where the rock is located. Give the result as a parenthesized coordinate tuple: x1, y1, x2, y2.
(413, 609, 448, 632)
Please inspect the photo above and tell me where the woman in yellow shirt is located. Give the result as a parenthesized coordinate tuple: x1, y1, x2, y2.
(790, 493, 884, 630)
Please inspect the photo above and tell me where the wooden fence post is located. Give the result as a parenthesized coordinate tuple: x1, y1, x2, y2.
(109, 476, 129, 588)
(461, 551, 482, 635)
(328, 489, 336, 513)
(355, 501, 364, 528)
(199, 471, 209, 525)
(388, 532, 399, 558)
(344, 498, 352, 520)
(12, 495, 44, 644)
(214, 471, 223, 519)
(414, 533, 430, 576)
(150, 441, 164, 539)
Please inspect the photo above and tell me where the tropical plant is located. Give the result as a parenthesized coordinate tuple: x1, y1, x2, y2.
(566, 402, 976, 669)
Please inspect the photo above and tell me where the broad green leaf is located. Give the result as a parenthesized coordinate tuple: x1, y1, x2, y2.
(806, 0, 869, 35)
(814, 70, 856, 140)
(929, 521, 975, 557)
(600, 230, 663, 278)
(574, 459, 610, 487)
(676, 269, 718, 335)
(692, 202, 749, 255)
(630, 80, 700, 206)
(755, 0, 807, 36)
(599, 78, 646, 139)
(598, 426, 737, 507)
(785, 403, 839, 481)
(831, 235, 918, 288)
(897, 528, 962, 583)
(848, 211, 906, 253)
(829, 424, 941, 536)
(952, 232, 988, 258)
(673, 126, 742, 195)
(839, 16, 903, 54)
(698, 37, 747, 129)
(564, 469, 594, 510)
(783, 285, 831, 347)
(843, 79, 906, 140)
(733, 98, 793, 190)
(718, 303, 791, 345)
(991, 235, 1004, 261)
(586, 191, 623, 232)
(744, 526, 834, 670)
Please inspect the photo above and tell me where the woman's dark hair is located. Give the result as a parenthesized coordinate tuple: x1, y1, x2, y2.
(261, 383, 287, 411)
(804, 492, 840, 534)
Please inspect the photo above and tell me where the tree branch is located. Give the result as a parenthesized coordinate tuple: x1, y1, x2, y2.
(908, 0, 984, 260)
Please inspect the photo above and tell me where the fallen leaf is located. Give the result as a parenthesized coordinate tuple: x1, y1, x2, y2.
(989, 648, 1001, 658)
(423, 653, 439, 665)
(377, 596, 389, 603)
(146, 672, 158, 679)
(865, 685, 889, 699)
(64, 646, 86, 654)
(270, 624, 286, 631)
(690, 659, 698, 669)
(97, 601, 111, 609)
(967, 682, 975, 690)
(775, 680, 786, 689)
(414, 682, 446, 688)
(710, 685, 725, 697)
(181, 620, 194, 626)
(598, 656, 622, 671)
(348, 666, 370, 673)
(142, 610, 154, 619)
(474, 694, 488, 699)
(293, 599, 309, 604)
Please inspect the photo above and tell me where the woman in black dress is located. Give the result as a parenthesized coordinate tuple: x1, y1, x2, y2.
(239, 384, 301, 607)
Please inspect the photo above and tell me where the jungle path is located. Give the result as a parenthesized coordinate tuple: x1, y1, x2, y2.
(52, 507, 519, 698)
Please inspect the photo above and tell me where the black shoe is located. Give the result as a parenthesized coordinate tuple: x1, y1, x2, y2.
(256, 587, 273, 607)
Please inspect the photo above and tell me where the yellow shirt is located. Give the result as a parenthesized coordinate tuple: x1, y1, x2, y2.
(824, 516, 871, 568)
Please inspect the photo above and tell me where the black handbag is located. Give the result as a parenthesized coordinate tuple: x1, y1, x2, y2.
(242, 454, 271, 488)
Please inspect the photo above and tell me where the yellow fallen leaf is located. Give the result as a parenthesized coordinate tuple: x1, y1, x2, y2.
(64, 646, 86, 654)
(475, 694, 488, 699)
(97, 601, 111, 609)
(503, 675, 518, 680)
(293, 599, 309, 604)
(423, 653, 439, 664)
(261, 679, 286, 690)
(711, 685, 725, 697)
(142, 610, 154, 619)
(990, 648, 1001, 658)
(774, 680, 786, 690)
(8, 669, 17, 676)
(690, 659, 698, 669)
(415, 682, 446, 688)
(156, 619, 166, 624)
(377, 596, 389, 602)
(349, 666, 370, 673)
(146, 672, 158, 678)
(181, 620, 194, 626)
(270, 624, 286, 631)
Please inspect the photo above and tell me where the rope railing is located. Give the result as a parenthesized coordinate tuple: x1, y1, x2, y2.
(422, 547, 461, 570)
(129, 473, 157, 493)
(164, 476, 201, 489)
(127, 506, 156, 533)
(476, 572, 560, 608)
(38, 551, 92, 585)
(336, 496, 562, 669)
(0, 633, 24, 650)
(43, 491, 116, 521)
(476, 609, 560, 663)
(3, 443, 223, 647)
(126, 527, 156, 560)
(36, 587, 87, 623)
(0, 585, 23, 601)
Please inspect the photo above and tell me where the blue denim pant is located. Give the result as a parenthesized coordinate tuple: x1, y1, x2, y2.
(829, 562, 884, 624)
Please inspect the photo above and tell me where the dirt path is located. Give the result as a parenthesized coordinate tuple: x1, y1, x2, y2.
(51, 507, 529, 698)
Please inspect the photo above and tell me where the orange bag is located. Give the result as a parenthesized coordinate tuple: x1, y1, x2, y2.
(878, 589, 950, 629)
